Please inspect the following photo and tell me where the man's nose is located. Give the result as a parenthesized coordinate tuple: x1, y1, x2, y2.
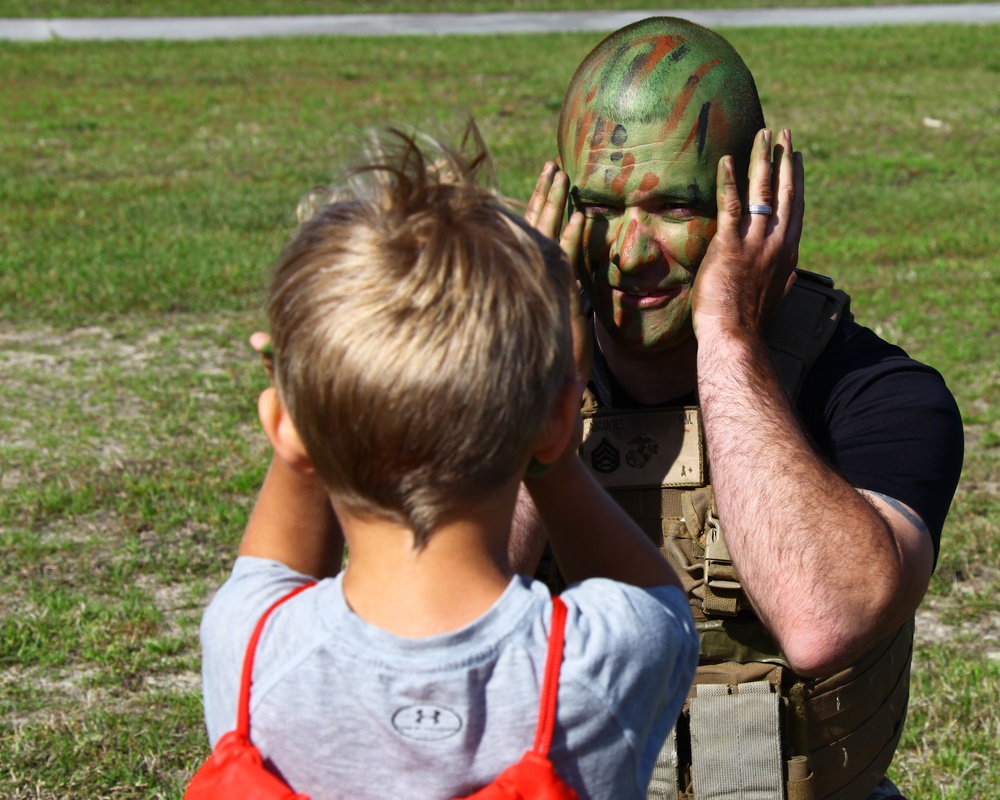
(610, 213, 658, 273)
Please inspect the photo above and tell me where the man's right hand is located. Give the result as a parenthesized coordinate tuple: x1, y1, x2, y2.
(524, 161, 592, 387)
(250, 331, 275, 385)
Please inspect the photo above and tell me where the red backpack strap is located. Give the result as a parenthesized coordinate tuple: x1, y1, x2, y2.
(531, 596, 568, 757)
(235, 581, 317, 738)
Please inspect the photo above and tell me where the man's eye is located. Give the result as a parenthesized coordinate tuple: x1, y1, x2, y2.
(581, 205, 621, 219)
(655, 204, 700, 220)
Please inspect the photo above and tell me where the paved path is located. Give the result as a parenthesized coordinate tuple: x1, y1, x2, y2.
(3, 4, 999, 41)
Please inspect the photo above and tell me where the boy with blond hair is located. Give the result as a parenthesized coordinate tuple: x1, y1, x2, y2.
(198, 128, 698, 799)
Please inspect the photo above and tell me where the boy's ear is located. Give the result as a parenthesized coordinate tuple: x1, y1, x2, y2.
(258, 387, 315, 473)
(531, 376, 583, 467)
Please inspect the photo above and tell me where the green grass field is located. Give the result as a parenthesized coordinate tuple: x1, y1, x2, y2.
(1, 14, 998, 800)
(1, 0, 993, 17)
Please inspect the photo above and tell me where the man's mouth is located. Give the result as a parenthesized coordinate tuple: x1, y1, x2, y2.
(612, 284, 684, 308)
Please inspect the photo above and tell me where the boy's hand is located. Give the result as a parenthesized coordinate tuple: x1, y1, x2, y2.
(250, 331, 275, 384)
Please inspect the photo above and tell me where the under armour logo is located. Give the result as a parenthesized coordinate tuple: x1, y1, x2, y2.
(414, 709, 441, 725)
(392, 704, 463, 741)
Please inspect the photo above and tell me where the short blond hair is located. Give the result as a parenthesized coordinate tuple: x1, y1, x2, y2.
(268, 126, 572, 545)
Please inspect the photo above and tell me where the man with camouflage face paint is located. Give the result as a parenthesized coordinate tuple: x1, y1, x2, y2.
(557, 19, 763, 360)
(522, 16, 963, 800)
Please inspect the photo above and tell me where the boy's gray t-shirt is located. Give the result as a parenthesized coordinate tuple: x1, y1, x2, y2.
(201, 557, 698, 800)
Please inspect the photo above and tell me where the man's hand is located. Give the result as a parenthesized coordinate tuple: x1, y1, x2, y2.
(249, 331, 275, 384)
(524, 161, 592, 387)
(692, 128, 804, 339)
(524, 161, 577, 253)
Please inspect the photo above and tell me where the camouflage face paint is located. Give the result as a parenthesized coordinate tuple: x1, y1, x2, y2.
(558, 20, 760, 352)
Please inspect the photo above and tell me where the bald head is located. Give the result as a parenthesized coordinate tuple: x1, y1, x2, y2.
(558, 16, 764, 187)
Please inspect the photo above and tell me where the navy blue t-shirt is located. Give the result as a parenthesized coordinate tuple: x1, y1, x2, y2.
(588, 315, 964, 563)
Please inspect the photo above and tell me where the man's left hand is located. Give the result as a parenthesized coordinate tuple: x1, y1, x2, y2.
(692, 128, 804, 339)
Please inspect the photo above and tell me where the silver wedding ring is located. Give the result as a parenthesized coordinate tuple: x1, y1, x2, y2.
(745, 204, 772, 215)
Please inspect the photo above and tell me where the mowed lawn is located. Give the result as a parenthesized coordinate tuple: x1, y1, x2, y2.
(1, 0, 991, 16)
(1, 16, 998, 800)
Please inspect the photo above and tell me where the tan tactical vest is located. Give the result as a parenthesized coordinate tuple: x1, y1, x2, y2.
(556, 272, 914, 800)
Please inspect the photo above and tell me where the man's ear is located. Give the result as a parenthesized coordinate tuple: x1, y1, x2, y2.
(531, 376, 583, 468)
(258, 387, 315, 473)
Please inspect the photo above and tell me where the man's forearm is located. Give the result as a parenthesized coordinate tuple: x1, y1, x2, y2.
(508, 484, 550, 575)
(697, 330, 927, 675)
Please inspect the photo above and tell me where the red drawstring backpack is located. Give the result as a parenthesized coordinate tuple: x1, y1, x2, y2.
(184, 581, 316, 800)
(184, 584, 579, 800)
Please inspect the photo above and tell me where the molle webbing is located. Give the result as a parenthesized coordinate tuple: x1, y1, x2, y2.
(608, 487, 682, 544)
(791, 619, 914, 800)
(652, 620, 913, 800)
(648, 727, 680, 800)
(690, 681, 785, 800)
